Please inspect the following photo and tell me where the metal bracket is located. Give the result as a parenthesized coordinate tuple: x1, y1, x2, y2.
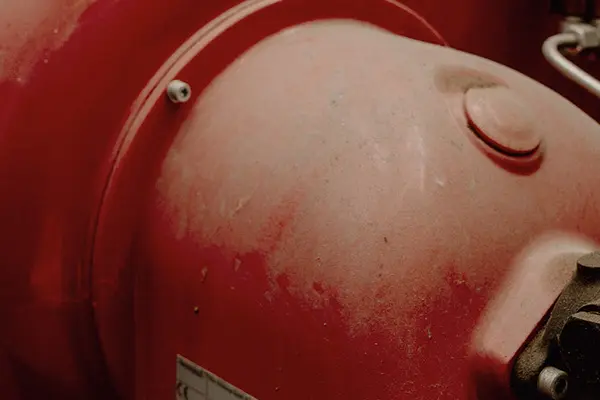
(176, 355, 258, 400)
(561, 18, 600, 49)
(542, 18, 600, 98)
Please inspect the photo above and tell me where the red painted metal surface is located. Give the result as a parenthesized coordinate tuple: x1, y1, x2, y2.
(1, 1, 600, 399)
(91, 2, 446, 399)
(470, 233, 599, 399)
(403, 1, 600, 123)
(129, 20, 600, 399)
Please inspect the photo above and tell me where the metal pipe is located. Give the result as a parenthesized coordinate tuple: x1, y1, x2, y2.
(542, 32, 600, 98)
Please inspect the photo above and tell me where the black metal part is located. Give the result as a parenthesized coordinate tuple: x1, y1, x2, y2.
(576, 252, 600, 275)
(560, 311, 600, 384)
(512, 251, 600, 399)
(551, 0, 598, 21)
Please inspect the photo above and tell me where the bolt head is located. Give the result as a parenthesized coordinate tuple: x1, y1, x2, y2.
(167, 80, 192, 103)
(577, 251, 600, 276)
(538, 366, 568, 400)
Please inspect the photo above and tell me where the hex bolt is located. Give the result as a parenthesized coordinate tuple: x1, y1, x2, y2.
(167, 80, 192, 104)
(559, 311, 600, 383)
(537, 366, 568, 399)
(576, 251, 600, 276)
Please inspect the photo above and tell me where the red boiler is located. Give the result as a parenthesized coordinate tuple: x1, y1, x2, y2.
(2, 1, 600, 400)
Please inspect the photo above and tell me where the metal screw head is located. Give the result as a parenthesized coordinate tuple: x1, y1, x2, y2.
(167, 80, 192, 103)
(538, 366, 568, 399)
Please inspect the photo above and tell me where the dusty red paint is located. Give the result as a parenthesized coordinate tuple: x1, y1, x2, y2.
(0, 0, 95, 82)
(89, 2, 446, 398)
(471, 233, 599, 399)
(1, 0, 600, 399)
(0, 0, 243, 397)
(128, 20, 600, 399)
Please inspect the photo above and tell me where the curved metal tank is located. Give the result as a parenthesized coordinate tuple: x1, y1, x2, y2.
(126, 21, 600, 400)
(1, 1, 600, 400)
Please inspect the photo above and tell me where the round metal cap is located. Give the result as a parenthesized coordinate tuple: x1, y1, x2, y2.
(577, 251, 600, 275)
(464, 86, 541, 156)
(538, 366, 568, 400)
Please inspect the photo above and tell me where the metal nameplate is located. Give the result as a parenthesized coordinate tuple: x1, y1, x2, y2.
(176, 355, 258, 400)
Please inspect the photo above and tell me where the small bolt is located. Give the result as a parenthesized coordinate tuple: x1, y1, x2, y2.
(167, 80, 192, 103)
(538, 366, 568, 400)
(577, 251, 600, 275)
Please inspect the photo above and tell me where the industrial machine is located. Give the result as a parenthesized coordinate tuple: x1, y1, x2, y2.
(3, 1, 600, 399)
(545, 0, 600, 98)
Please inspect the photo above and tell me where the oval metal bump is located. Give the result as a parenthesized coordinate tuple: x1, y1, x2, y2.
(464, 86, 542, 156)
